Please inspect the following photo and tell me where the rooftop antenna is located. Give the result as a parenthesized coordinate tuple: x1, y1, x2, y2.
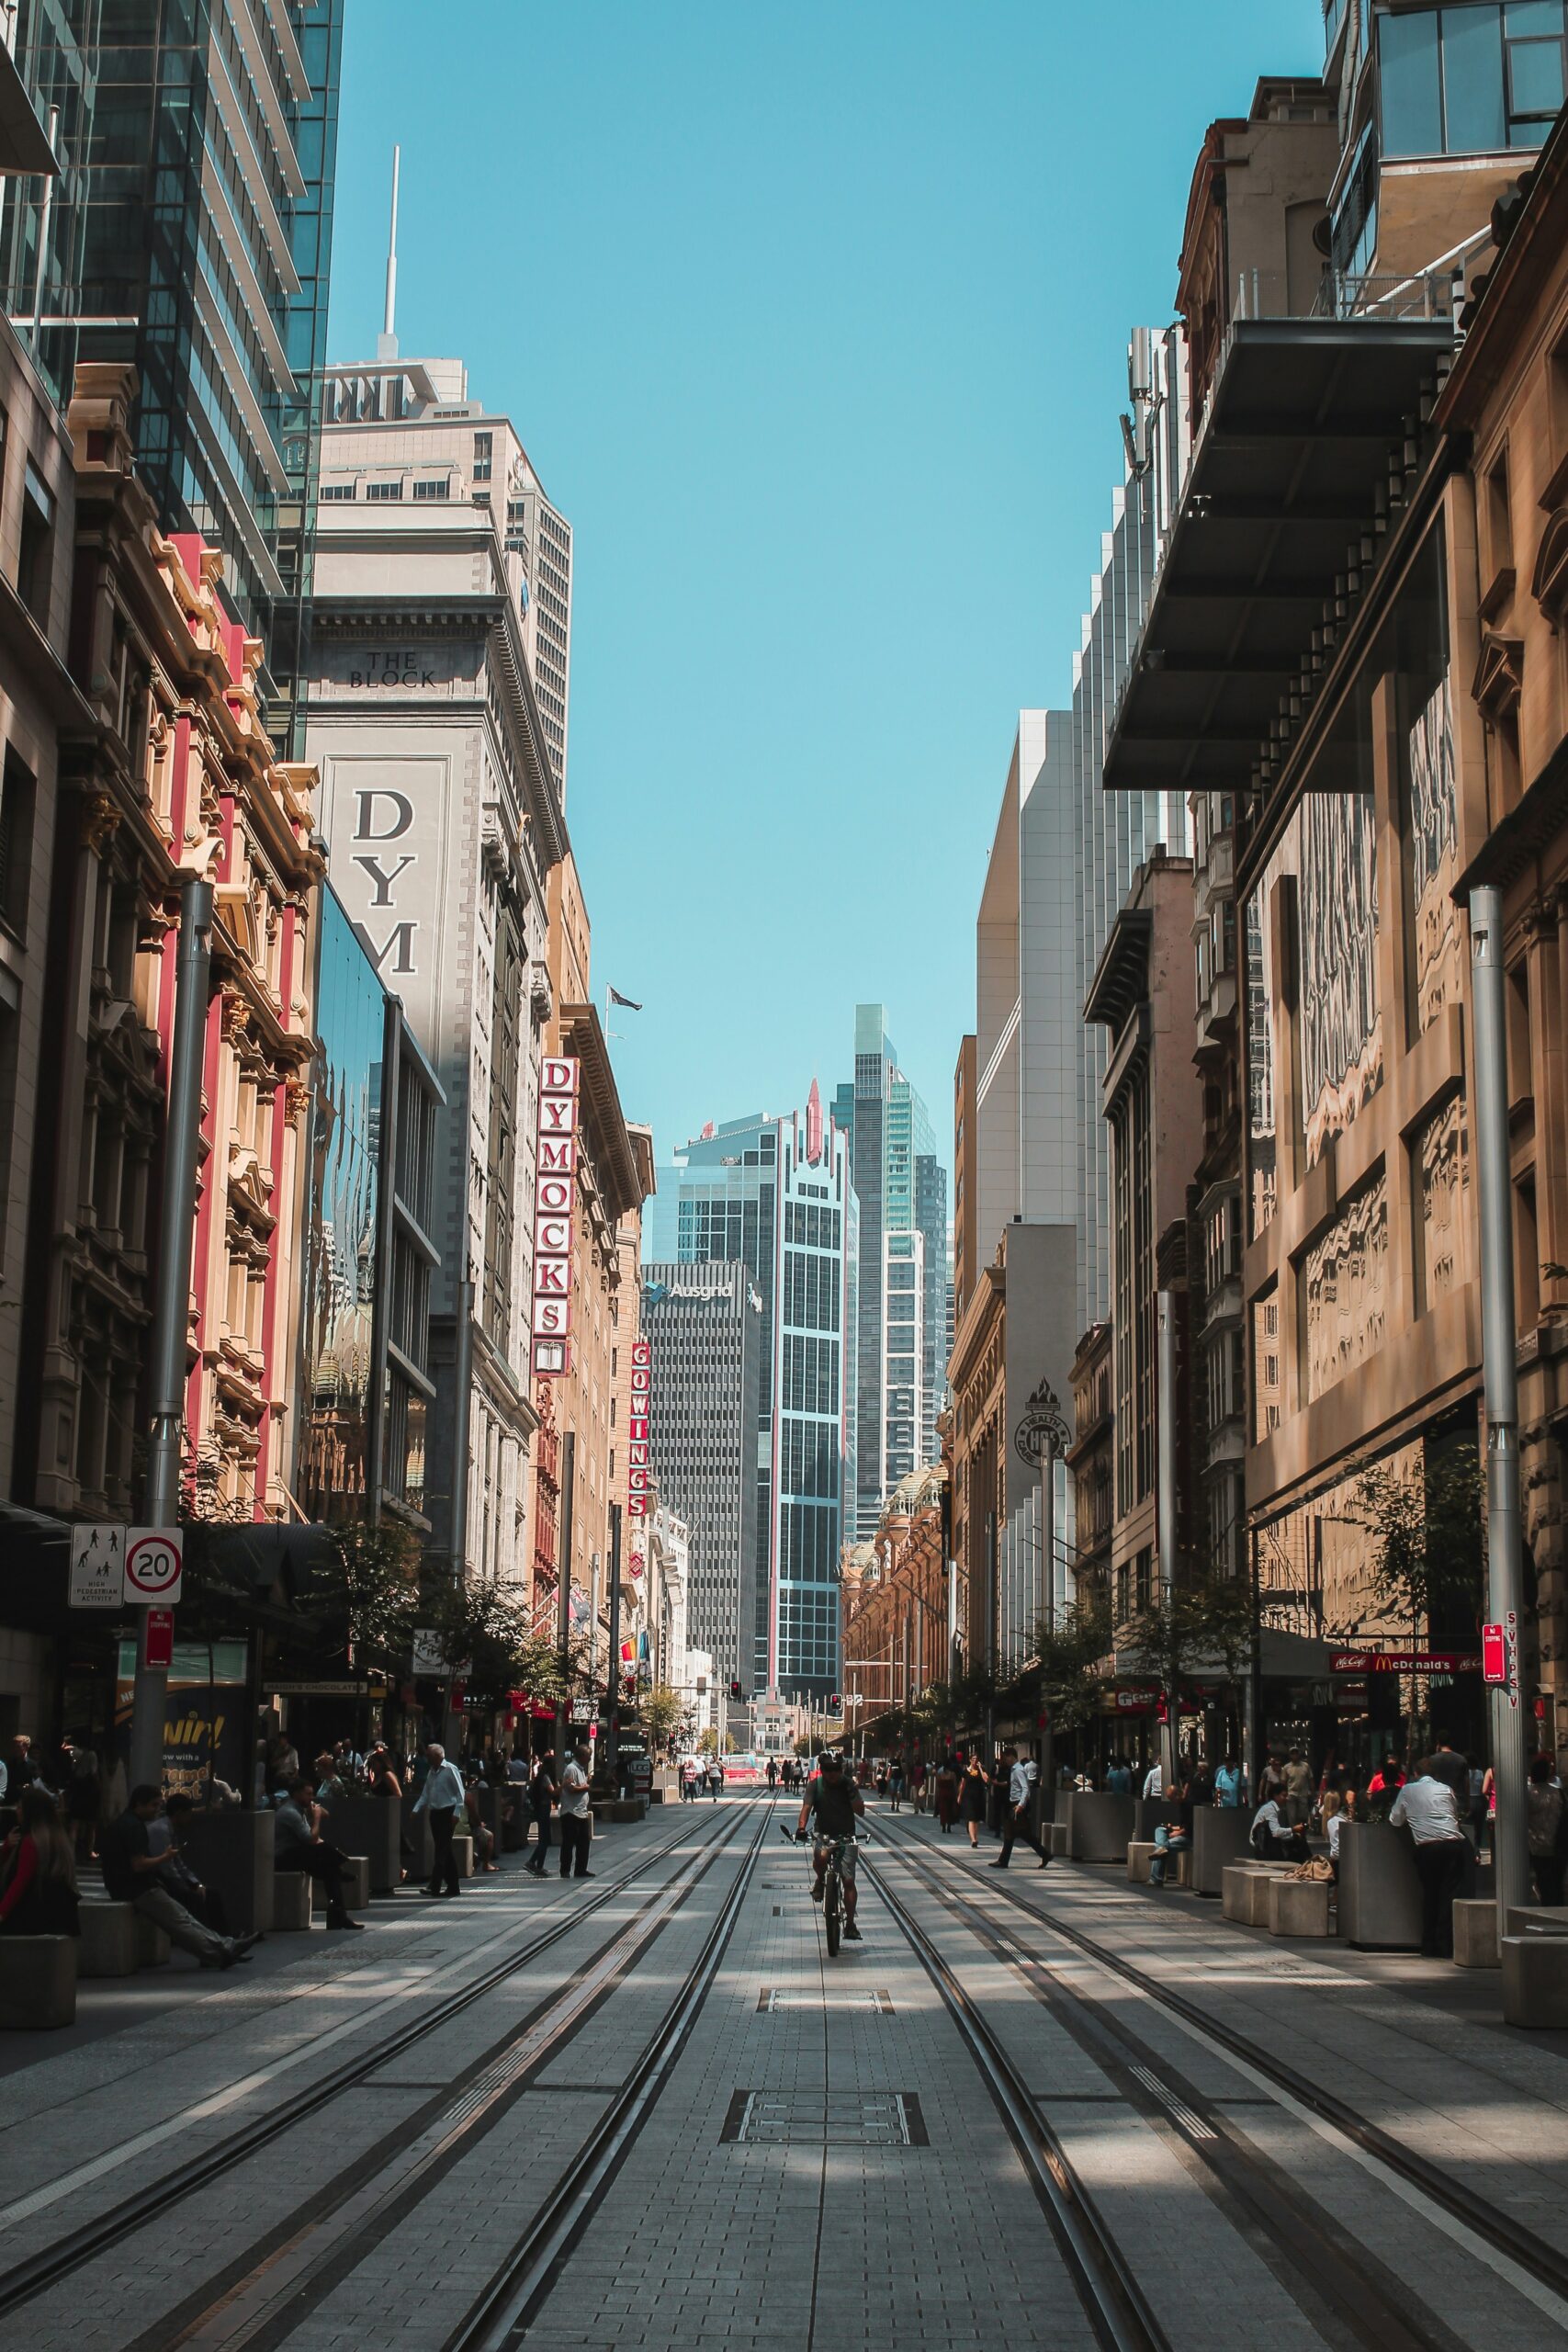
(377, 142, 400, 361)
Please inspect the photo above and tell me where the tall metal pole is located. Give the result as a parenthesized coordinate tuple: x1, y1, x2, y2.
(130, 878, 213, 1792)
(1156, 1291, 1179, 1789)
(553, 1430, 577, 1777)
(1470, 887, 1531, 1931)
(605, 1502, 623, 1784)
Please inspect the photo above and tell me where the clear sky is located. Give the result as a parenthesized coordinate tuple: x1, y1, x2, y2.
(327, 0, 1323, 1172)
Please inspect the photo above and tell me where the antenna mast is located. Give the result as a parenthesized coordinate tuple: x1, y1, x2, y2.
(378, 142, 400, 360)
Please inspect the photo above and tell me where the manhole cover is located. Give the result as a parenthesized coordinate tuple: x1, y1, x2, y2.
(720, 2090, 928, 2145)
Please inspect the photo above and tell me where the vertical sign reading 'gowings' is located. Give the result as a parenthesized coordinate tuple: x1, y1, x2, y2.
(532, 1057, 580, 1377)
(628, 1340, 652, 1518)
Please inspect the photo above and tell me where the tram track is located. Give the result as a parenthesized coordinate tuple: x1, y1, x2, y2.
(857, 1841, 1172, 2352)
(874, 1813, 1568, 2334)
(0, 1802, 744, 2328)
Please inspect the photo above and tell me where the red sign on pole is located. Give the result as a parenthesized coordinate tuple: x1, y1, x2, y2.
(142, 1608, 175, 1671)
(1482, 1623, 1507, 1686)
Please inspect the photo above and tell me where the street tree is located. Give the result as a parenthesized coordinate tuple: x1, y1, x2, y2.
(639, 1685, 683, 1756)
(1351, 1441, 1484, 1752)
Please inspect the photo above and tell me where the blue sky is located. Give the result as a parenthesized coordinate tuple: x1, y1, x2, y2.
(327, 1, 1323, 1173)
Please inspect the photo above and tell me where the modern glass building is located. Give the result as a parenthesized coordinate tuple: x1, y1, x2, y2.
(2, 0, 344, 749)
(646, 1086, 857, 1700)
(833, 1006, 948, 1538)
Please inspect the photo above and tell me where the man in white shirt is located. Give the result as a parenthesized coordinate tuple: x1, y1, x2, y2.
(1390, 1766, 1468, 1957)
(558, 1742, 594, 1880)
(1142, 1760, 1164, 1801)
(1250, 1794, 1307, 1862)
(413, 1742, 468, 1898)
(992, 1747, 1048, 1870)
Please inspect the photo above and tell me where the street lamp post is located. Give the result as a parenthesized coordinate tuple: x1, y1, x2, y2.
(1015, 1376, 1071, 1810)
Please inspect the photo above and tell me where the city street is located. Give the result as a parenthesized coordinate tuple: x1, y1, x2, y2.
(2, 1792, 1565, 2352)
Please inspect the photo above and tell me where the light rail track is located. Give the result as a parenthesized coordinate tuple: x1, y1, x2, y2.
(0, 1802, 745, 2326)
(876, 1813, 1568, 2327)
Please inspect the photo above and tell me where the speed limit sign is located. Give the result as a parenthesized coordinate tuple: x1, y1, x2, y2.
(124, 1527, 183, 1606)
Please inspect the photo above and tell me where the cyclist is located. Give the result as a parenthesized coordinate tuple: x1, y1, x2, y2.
(795, 1749, 866, 1941)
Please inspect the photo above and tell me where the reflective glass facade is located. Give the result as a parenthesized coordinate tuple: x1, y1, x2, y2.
(4, 0, 344, 748)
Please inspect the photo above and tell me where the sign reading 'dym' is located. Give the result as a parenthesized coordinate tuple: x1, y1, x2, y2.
(627, 1339, 651, 1517)
(532, 1057, 580, 1378)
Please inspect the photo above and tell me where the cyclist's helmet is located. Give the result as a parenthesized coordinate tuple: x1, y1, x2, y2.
(819, 1748, 843, 1770)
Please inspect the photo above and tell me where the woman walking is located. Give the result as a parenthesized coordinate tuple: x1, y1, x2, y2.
(958, 1755, 988, 1850)
(933, 1754, 959, 1833)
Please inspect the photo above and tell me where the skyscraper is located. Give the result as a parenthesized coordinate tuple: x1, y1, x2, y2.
(833, 1007, 948, 1537)
(640, 1263, 761, 1695)
(2, 1, 344, 747)
(646, 1087, 856, 1699)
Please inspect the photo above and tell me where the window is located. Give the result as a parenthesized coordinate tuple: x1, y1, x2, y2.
(1485, 447, 1514, 580)
(367, 479, 403, 502)
(17, 458, 52, 625)
(319, 481, 357, 502)
(473, 431, 493, 481)
(0, 749, 34, 933)
(413, 479, 450, 501)
(1381, 6, 1568, 160)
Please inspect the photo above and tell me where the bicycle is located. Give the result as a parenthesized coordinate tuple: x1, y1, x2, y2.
(780, 1824, 862, 1956)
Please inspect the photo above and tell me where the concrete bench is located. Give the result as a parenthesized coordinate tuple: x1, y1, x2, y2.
(0, 1935, 77, 2028)
(1268, 1875, 1333, 1938)
(1130, 1841, 1191, 1887)
(272, 1870, 315, 1931)
(1505, 1904, 1568, 1938)
(135, 1915, 171, 1968)
(1502, 1933, 1568, 2028)
(451, 1834, 474, 1879)
(311, 1855, 370, 1914)
(1222, 1863, 1289, 1925)
(1047, 1823, 1068, 1857)
(1452, 1899, 1500, 1968)
(1128, 1840, 1156, 1883)
(78, 1901, 138, 1978)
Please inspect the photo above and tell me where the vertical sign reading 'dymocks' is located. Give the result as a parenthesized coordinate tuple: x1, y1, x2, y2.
(627, 1340, 652, 1517)
(532, 1056, 580, 1377)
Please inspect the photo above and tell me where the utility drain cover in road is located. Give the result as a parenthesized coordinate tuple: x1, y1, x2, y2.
(721, 2091, 928, 2145)
(756, 1987, 894, 2013)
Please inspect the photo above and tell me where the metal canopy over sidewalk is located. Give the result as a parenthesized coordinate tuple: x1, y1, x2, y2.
(1102, 316, 1457, 799)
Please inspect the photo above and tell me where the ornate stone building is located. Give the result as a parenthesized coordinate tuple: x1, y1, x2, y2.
(17, 366, 321, 1526)
(839, 1464, 947, 1749)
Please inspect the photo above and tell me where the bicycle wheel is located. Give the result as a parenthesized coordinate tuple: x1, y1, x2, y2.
(824, 1871, 841, 1957)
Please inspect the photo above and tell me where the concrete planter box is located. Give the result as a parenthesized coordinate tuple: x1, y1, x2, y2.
(135, 1915, 171, 1966)
(1268, 1876, 1332, 1937)
(0, 1936, 76, 2028)
(273, 1870, 315, 1931)
(1066, 1792, 1134, 1862)
(451, 1834, 474, 1878)
(1222, 1862, 1283, 1923)
(1133, 1799, 1178, 1843)
(181, 1808, 277, 1933)
(1337, 1821, 1423, 1951)
(1502, 1934, 1568, 2027)
(401, 1794, 434, 1881)
(1193, 1808, 1255, 1896)
(1505, 1904, 1568, 1937)
(1453, 1898, 1499, 1969)
(311, 1856, 370, 1912)
(78, 1901, 137, 1978)
(318, 1793, 400, 1893)
(1047, 1823, 1068, 1857)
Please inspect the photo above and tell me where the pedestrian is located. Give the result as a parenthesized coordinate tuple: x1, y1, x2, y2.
(1213, 1755, 1244, 1806)
(1258, 1751, 1286, 1804)
(1467, 1756, 1488, 1852)
(1390, 1763, 1469, 1958)
(1142, 1757, 1164, 1801)
(933, 1753, 959, 1833)
(1282, 1749, 1313, 1826)
(64, 1746, 102, 1863)
(1106, 1756, 1132, 1796)
(1327, 1787, 1360, 1881)
(887, 1756, 905, 1813)
(312, 1751, 352, 1809)
(992, 1746, 1048, 1870)
(465, 1775, 500, 1871)
(412, 1741, 467, 1899)
(766, 1758, 778, 1792)
(1527, 1754, 1567, 1905)
(265, 1732, 299, 1799)
(559, 1743, 593, 1879)
(958, 1755, 988, 1850)
(157, 1795, 230, 1935)
(527, 1753, 558, 1875)
(101, 1787, 255, 1967)
(274, 1778, 365, 1929)
(707, 1756, 723, 1800)
(0, 1787, 80, 1936)
(1367, 1754, 1405, 1815)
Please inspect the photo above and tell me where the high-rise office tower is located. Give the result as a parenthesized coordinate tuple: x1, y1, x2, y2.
(2, 2, 344, 748)
(833, 1006, 948, 1536)
(639, 1263, 762, 1694)
(645, 1088, 857, 1699)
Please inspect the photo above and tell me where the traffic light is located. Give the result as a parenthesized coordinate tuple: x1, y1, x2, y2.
(829, 1692, 842, 1712)
(728, 1679, 743, 1700)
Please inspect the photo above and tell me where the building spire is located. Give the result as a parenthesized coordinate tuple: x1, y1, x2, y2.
(377, 142, 400, 361)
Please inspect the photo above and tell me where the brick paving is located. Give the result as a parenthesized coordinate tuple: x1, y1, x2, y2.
(6, 1795, 1568, 2352)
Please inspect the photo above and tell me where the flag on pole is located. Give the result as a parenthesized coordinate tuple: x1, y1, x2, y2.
(608, 987, 643, 1011)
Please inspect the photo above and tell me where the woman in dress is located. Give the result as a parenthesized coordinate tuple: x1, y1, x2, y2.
(933, 1754, 959, 1834)
(958, 1755, 989, 1850)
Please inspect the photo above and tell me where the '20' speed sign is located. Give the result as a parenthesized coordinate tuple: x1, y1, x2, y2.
(125, 1527, 184, 1606)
